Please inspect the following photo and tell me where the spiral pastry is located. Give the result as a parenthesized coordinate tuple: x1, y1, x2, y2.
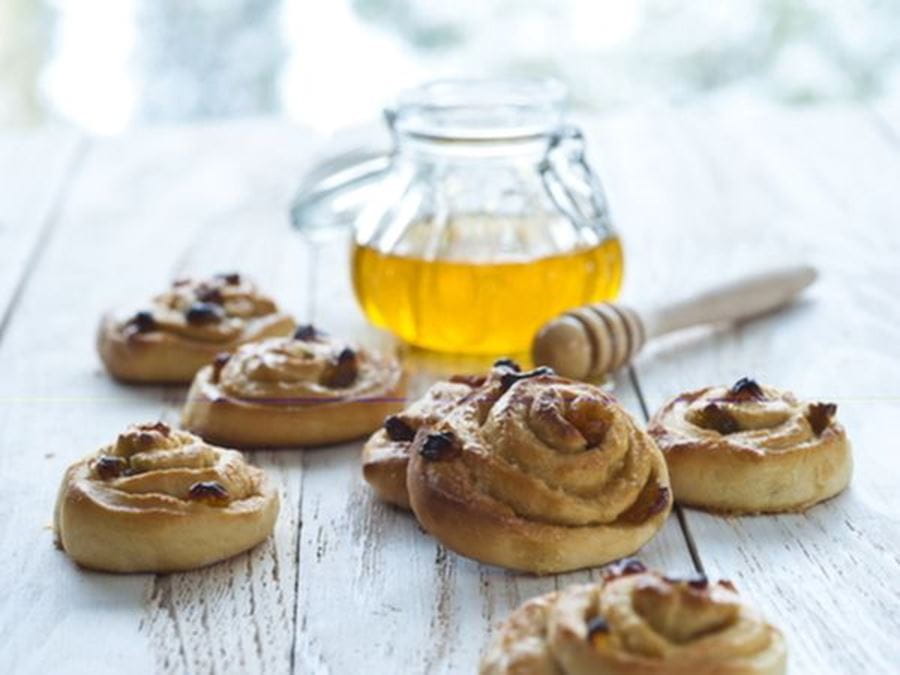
(182, 325, 406, 447)
(54, 422, 279, 572)
(648, 378, 852, 514)
(405, 360, 671, 573)
(98, 273, 295, 383)
(362, 376, 481, 508)
(480, 560, 786, 675)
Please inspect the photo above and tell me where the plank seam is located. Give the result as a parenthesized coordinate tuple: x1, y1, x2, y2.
(288, 451, 306, 675)
(627, 366, 705, 573)
(0, 137, 90, 346)
(867, 104, 900, 148)
(148, 576, 190, 672)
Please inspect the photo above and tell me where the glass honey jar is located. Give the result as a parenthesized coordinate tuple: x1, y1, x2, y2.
(292, 79, 623, 354)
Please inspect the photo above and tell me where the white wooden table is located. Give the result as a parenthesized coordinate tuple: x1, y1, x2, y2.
(0, 105, 898, 674)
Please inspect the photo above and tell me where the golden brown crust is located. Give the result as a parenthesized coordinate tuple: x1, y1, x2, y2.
(362, 430, 412, 508)
(181, 329, 406, 448)
(648, 379, 852, 514)
(361, 378, 479, 508)
(54, 422, 279, 573)
(480, 566, 787, 675)
(97, 274, 295, 383)
(405, 362, 672, 574)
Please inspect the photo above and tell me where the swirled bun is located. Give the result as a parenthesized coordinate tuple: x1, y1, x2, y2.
(54, 422, 279, 573)
(182, 325, 406, 448)
(98, 273, 294, 383)
(649, 377, 852, 514)
(406, 360, 672, 574)
(480, 561, 786, 675)
(362, 376, 480, 508)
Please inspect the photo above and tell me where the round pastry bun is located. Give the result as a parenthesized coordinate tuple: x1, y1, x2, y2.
(98, 311, 294, 384)
(97, 273, 295, 384)
(182, 330, 406, 448)
(362, 378, 481, 508)
(405, 361, 672, 574)
(480, 561, 786, 675)
(649, 378, 852, 514)
(54, 422, 279, 573)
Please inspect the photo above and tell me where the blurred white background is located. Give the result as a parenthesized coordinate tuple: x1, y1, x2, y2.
(1, 0, 899, 135)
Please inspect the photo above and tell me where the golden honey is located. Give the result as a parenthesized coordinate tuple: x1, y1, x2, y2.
(352, 227, 623, 354)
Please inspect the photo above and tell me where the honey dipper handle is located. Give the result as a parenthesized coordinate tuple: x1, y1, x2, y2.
(642, 265, 818, 339)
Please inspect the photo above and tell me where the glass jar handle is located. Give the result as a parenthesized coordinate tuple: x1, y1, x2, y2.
(291, 108, 401, 234)
(290, 149, 391, 234)
(539, 125, 614, 238)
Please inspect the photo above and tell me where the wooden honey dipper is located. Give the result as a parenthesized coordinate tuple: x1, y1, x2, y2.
(532, 265, 817, 380)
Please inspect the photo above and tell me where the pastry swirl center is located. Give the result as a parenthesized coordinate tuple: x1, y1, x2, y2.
(448, 371, 667, 527)
(217, 336, 395, 403)
(90, 423, 260, 505)
(124, 275, 280, 343)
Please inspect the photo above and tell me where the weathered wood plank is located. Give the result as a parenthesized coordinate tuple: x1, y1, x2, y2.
(0, 121, 319, 675)
(591, 105, 900, 673)
(0, 129, 84, 324)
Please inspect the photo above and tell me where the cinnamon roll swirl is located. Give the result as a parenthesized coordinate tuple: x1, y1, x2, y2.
(480, 561, 786, 675)
(182, 325, 406, 447)
(98, 273, 295, 383)
(649, 378, 852, 513)
(54, 422, 279, 572)
(406, 360, 672, 573)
